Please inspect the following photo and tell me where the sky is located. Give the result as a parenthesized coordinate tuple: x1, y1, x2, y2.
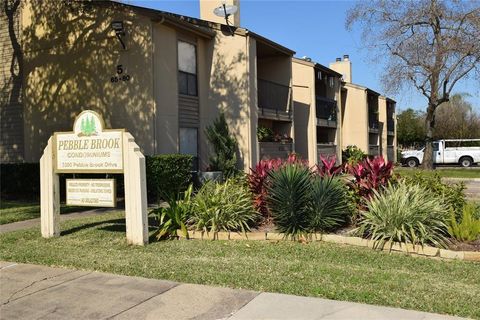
(129, 0, 480, 112)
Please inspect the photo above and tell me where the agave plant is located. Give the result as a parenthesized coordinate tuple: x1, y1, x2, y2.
(355, 181, 449, 249)
(266, 164, 313, 238)
(316, 155, 343, 177)
(150, 184, 193, 240)
(448, 202, 480, 242)
(308, 176, 351, 232)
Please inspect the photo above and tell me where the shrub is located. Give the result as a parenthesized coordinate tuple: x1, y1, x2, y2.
(316, 155, 342, 177)
(146, 154, 193, 203)
(205, 113, 238, 177)
(308, 176, 351, 232)
(150, 185, 193, 240)
(356, 181, 449, 249)
(0, 163, 40, 200)
(266, 164, 312, 238)
(346, 156, 394, 207)
(257, 126, 274, 142)
(342, 145, 366, 165)
(403, 172, 466, 219)
(448, 202, 480, 242)
(189, 179, 258, 235)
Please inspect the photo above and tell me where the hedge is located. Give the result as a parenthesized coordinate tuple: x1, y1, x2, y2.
(1, 154, 193, 203)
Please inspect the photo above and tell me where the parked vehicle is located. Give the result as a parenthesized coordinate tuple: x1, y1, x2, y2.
(401, 139, 480, 167)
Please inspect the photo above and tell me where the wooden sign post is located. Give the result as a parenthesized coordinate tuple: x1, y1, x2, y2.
(40, 110, 148, 245)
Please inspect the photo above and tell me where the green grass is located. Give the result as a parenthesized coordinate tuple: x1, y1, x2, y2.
(1, 212, 479, 319)
(0, 201, 90, 225)
(395, 167, 480, 179)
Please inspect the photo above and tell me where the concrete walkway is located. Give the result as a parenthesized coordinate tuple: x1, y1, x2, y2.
(0, 208, 115, 234)
(0, 262, 464, 320)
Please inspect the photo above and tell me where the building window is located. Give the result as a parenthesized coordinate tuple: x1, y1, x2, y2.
(178, 41, 197, 96)
(179, 127, 198, 170)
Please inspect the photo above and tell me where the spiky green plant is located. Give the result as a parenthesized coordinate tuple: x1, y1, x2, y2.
(355, 181, 449, 249)
(448, 202, 480, 242)
(308, 177, 351, 232)
(189, 179, 258, 235)
(266, 164, 312, 238)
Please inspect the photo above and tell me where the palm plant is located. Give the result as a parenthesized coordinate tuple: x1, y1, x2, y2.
(355, 181, 449, 249)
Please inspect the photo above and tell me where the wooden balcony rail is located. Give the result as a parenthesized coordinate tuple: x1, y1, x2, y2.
(369, 145, 380, 156)
(259, 142, 293, 160)
(315, 96, 337, 121)
(317, 144, 337, 161)
(258, 79, 291, 114)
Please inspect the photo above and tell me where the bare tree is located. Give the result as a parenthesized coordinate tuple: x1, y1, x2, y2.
(347, 0, 480, 169)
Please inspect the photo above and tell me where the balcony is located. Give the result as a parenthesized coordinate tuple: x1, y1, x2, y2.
(369, 145, 380, 156)
(387, 146, 395, 161)
(387, 119, 395, 135)
(317, 144, 337, 161)
(259, 142, 293, 160)
(316, 96, 337, 128)
(368, 117, 380, 133)
(258, 79, 292, 121)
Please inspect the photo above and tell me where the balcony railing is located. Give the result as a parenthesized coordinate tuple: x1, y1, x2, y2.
(317, 144, 337, 162)
(369, 145, 380, 156)
(316, 96, 337, 127)
(368, 117, 379, 132)
(259, 142, 293, 160)
(387, 119, 395, 134)
(258, 79, 292, 121)
(387, 146, 395, 161)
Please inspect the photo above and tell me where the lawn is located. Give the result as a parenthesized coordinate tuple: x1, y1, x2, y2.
(0, 212, 479, 319)
(0, 201, 90, 225)
(394, 167, 480, 179)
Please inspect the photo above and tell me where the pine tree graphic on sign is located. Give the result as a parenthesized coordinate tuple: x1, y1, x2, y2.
(80, 116, 97, 136)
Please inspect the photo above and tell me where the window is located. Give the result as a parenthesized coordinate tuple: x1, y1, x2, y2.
(433, 142, 439, 151)
(180, 127, 198, 170)
(178, 41, 197, 96)
(329, 76, 334, 88)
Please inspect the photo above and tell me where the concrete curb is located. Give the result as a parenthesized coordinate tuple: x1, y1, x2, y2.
(180, 231, 480, 262)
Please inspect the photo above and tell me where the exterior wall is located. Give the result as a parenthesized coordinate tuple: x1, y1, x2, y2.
(341, 83, 368, 153)
(379, 96, 388, 159)
(292, 60, 315, 164)
(20, 2, 155, 162)
(1, 1, 24, 162)
(200, 30, 255, 171)
(329, 59, 352, 83)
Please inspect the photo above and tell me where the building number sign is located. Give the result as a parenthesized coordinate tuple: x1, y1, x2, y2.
(111, 64, 131, 83)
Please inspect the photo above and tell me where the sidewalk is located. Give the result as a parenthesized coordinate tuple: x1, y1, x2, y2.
(0, 262, 464, 320)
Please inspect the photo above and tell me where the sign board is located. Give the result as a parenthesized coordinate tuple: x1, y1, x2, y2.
(54, 110, 123, 173)
(66, 179, 116, 207)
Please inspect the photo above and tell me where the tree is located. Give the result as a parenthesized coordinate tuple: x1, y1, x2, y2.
(205, 113, 238, 177)
(397, 108, 426, 148)
(347, 0, 480, 169)
(433, 93, 480, 139)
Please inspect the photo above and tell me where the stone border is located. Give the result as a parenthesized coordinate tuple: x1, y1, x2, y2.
(181, 231, 480, 262)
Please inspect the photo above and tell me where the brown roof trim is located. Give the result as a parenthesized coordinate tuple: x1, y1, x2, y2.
(314, 63, 342, 78)
(248, 31, 295, 56)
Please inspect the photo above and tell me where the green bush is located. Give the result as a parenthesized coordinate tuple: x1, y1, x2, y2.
(150, 185, 193, 240)
(448, 202, 480, 242)
(266, 165, 350, 238)
(146, 154, 193, 203)
(342, 145, 366, 165)
(356, 181, 449, 248)
(205, 113, 238, 178)
(1, 163, 40, 200)
(188, 178, 258, 235)
(403, 172, 466, 219)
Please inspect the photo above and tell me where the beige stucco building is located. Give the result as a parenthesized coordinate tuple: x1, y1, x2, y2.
(292, 58, 342, 165)
(1, 0, 295, 171)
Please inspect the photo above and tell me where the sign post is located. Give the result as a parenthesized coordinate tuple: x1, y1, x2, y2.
(40, 110, 148, 245)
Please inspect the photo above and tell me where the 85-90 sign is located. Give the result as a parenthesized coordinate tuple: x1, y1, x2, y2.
(111, 64, 131, 83)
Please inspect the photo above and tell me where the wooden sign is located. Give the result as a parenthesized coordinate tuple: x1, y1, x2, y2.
(66, 179, 116, 207)
(54, 110, 124, 173)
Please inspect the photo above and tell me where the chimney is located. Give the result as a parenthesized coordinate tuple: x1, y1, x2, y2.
(199, 0, 241, 27)
(329, 54, 352, 83)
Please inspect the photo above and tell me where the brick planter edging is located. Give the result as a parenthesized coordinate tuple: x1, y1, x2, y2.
(181, 231, 480, 262)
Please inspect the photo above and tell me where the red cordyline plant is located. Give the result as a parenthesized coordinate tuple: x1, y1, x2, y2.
(316, 155, 343, 177)
(247, 153, 309, 223)
(345, 155, 394, 206)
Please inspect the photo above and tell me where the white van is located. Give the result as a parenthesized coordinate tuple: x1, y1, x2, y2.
(401, 139, 480, 167)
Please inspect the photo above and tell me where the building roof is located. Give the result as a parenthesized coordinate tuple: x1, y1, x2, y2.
(292, 57, 342, 77)
(98, 1, 295, 54)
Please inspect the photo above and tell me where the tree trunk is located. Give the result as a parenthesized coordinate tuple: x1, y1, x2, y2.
(421, 105, 436, 170)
